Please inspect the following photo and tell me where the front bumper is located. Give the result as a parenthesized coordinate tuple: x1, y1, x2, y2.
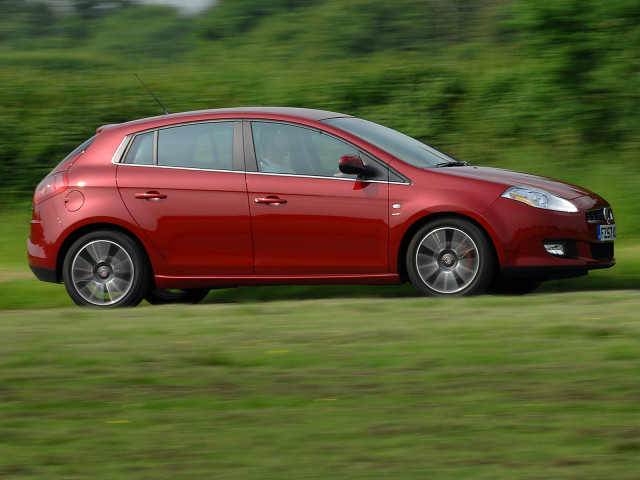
(482, 193, 616, 276)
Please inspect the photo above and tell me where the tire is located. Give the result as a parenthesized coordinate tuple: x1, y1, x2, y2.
(63, 230, 150, 307)
(406, 218, 494, 296)
(145, 288, 210, 305)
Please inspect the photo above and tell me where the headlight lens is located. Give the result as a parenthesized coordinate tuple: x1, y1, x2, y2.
(501, 186, 578, 213)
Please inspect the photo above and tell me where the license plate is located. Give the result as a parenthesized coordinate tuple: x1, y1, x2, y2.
(598, 224, 616, 242)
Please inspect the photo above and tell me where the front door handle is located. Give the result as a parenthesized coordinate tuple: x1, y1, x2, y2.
(254, 196, 287, 205)
(135, 191, 167, 200)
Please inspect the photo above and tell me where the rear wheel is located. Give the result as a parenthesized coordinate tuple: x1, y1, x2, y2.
(145, 289, 210, 305)
(406, 218, 493, 296)
(63, 230, 149, 307)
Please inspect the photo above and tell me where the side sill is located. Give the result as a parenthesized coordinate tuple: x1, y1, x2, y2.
(29, 265, 60, 283)
(154, 273, 401, 290)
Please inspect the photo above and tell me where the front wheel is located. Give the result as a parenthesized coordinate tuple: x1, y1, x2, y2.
(145, 289, 210, 305)
(63, 230, 150, 307)
(406, 218, 494, 296)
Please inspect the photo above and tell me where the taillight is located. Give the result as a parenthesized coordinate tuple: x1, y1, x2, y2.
(33, 171, 68, 205)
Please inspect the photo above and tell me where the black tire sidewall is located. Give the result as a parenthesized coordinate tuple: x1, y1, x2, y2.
(63, 230, 150, 307)
(406, 218, 494, 296)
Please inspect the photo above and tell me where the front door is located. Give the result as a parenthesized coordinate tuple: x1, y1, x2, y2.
(246, 121, 389, 275)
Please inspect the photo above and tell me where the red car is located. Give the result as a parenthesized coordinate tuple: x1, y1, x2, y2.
(28, 107, 616, 307)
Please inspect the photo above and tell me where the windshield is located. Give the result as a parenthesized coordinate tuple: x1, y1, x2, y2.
(322, 117, 458, 168)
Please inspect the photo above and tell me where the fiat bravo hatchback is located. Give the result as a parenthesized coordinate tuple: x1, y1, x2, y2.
(28, 107, 616, 307)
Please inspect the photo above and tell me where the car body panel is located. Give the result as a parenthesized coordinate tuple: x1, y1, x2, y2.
(246, 173, 389, 275)
(116, 165, 253, 275)
(440, 166, 594, 199)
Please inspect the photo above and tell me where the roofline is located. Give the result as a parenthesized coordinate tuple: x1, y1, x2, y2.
(97, 106, 352, 133)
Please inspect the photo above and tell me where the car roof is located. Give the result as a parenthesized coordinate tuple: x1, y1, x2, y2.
(97, 107, 352, 134)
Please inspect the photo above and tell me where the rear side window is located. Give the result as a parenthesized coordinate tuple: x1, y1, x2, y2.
(121, 122, 235, 171)
(159, 122, 233, 170)
(55, 135, 97, 169)
(123, 132, 154, 165)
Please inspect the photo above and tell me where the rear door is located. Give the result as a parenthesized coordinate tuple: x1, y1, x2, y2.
(116, 121, 253, 275)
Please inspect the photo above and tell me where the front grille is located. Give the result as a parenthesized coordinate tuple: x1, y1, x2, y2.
(586, 207, 614, 224)
(591, 242, 614, 260)
(586, 209, 605, 222)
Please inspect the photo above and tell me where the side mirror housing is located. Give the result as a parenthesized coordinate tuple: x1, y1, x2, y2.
(339, 154, 376, 178)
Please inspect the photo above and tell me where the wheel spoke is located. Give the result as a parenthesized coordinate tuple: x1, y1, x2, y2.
(451, 269, 465, 286)
(450, 230, 467, 252)
(445, 228, 454, 249)
(418, 262, 439, 280)
(104, 281, 117, 302)
(77, 249, 97, 268)
(106, 241, 120, 260)
(72, 258, 94, 282)
(89, 241, 106, 263)
(109, 277, 128, 296)
(453, 263, 475, 281)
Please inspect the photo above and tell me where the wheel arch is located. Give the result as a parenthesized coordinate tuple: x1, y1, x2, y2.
(396, 212, 500, 282)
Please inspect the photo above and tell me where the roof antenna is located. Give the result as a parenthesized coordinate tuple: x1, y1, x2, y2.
(135, 73, 171, 115)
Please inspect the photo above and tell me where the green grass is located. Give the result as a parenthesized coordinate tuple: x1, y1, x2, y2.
(1, 294, 640, 479)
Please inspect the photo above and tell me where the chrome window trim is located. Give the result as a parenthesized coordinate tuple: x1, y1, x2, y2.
(247, 119, 361, 174)
(246, 119, 410, 183)
(152, 130, 158, 165)
(111, 118, 412, 184)
(111, 135, 132, 164)
(114, 163, 246, 175)
(115, 159, 409, 183)
(114, 120, 237, 171)
(245, 170, 410, 185)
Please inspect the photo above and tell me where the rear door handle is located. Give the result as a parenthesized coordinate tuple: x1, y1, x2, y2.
(135, 191, 167, 200)
(254, 196, 287, 205)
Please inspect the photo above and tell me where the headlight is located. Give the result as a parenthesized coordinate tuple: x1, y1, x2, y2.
(501, 186, 578, 213)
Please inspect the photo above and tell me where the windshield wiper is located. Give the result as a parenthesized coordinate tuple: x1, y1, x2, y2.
(435, 160, 470, 167)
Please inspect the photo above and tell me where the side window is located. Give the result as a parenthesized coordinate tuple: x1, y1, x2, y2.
(158, 122, 234, 170)
(252, 122, 359, 177)
(123, 132, 153, 165)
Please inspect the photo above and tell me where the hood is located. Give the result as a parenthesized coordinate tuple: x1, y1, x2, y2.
(438, 166, 594, 200)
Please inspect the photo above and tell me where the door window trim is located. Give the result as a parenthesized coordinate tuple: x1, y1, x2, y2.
(114, 120, 245, 173)
(243, 119, 409, 184)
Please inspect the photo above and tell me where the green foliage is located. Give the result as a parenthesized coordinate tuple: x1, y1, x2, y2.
(0, 0, 639, 236)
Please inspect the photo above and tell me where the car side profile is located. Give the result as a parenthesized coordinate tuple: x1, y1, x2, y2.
(28, 107, 616, 307)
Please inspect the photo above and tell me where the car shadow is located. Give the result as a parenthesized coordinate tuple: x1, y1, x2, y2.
(202, 277, 638, 304)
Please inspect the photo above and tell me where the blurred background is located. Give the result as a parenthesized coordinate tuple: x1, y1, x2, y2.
(1, 0, 638, 238)
(1, 7, 639, 475)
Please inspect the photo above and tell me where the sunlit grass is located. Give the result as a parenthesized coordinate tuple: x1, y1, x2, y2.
(1, 293, 640, 478)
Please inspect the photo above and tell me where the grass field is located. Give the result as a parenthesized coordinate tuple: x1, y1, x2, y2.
(2, 294, 640, 479)
(2, 207, 639, 479)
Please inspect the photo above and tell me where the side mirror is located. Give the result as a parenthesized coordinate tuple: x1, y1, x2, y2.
(339, 154, 376, 178)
